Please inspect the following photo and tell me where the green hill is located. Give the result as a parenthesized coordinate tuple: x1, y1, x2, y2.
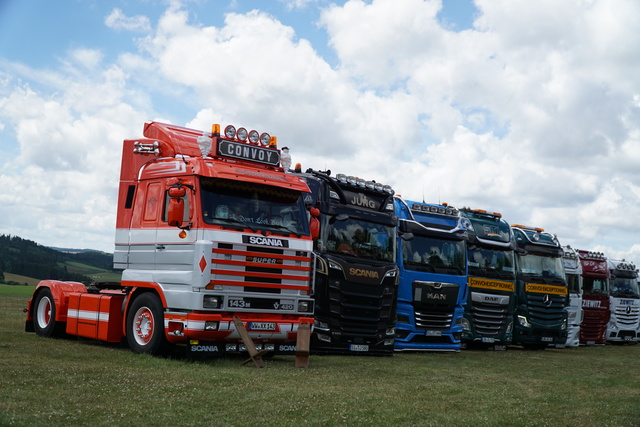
(0, 235, 120, 285)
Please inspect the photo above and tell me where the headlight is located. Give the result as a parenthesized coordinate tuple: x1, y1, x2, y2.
(517, 315, 531, 328)
(561, 319, 567, 330)
(506, 320, 513, 334)
(203, 295, 223, 309)
(315, 320, 329, 330)
(461, 318, 471, 331)
(317, 333, 331, 343)
(204, 321, 219, 331)
(298, 300, 314, 313)
(608, 321, 618, 331)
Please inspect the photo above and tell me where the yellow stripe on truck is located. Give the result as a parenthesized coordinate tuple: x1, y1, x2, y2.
(468, 277, 515, 292)
(525, 283, 568, 295)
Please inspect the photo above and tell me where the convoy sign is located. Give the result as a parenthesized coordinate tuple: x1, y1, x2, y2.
(525, 283, 568, 295)
(218, 139, 280, 166)
(468, 277, 515, 293)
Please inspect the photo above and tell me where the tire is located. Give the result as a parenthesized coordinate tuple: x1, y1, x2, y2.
(126, 293, 168, 355)
(33, 288, 63, 337)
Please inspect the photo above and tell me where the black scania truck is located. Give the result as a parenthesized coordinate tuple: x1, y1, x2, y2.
(297, 169, 398, 355)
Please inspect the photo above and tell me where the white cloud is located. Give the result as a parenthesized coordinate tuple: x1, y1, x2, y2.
(105, 8, 152, 32)
(1, 0, 640, 265)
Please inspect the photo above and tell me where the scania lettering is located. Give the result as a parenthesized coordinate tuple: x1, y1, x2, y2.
(606, 258, 640, 343)
(577, 250, 610, 345)
(561, 246, 583, 347)
(297, 170, 398, 355)
(25, 122, 316, 363)
(459, 208, 516, 350)
(394, 199, 468, 352)
(511, 225, 568, 349)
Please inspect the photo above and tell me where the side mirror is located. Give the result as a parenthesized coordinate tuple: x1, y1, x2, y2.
(309, 207, 320, 241)
(400, 232, 414, 241)
(167, 186, 186, 227)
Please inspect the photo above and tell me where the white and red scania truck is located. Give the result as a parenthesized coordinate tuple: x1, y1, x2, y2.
(25, 122, 317, 364)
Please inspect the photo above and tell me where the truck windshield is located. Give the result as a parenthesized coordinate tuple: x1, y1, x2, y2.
(517, 254, 565, 282)
(467, 247, 515, 280)
(402, 236, 465, 275)
(582, 277, 609, 295)
(323, 217, 395, 262)
(610, 277, 640, 298)
(200, 178, 309, 236)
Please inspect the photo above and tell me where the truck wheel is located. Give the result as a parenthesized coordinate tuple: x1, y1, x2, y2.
(126, 293, 168, 355)
(33, 288, 62, 337)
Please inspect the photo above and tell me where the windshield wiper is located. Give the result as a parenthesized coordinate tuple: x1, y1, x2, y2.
(268, 224, 301, 237)
(219, 217, 257, 233)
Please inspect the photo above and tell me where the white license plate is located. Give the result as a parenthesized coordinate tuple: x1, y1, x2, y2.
(248, 322, 276, 331)
(349, 344, 369, 352)
(541, 337, 553, 342)
(482, 337, 495, 343)
(426, 330, 442, 336)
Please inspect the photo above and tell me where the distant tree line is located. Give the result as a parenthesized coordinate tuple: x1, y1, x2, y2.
(0, 235, 114, 284)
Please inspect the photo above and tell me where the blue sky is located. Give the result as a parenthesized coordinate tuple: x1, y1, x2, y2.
(1, 0, 640, 268)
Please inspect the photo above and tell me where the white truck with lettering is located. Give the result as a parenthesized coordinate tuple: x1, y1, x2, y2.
(606, 259, 640, 343)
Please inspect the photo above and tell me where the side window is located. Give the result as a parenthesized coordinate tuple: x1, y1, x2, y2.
(144, 182, 163, 222)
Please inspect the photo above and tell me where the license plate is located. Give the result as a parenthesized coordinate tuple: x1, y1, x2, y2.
(541, 337, 553, 342)
(349, 344, 369, 352)
(248, 322, 276, 331)
(482, 337, 495, 343)
(426, 330, 442, 336)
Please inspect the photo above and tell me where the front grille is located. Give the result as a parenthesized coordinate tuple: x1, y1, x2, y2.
(470, 303, 509, 335)
(210, 241, 312, 292)
(414, 309, 453, 330)
(527, 293, 565, 323)
(613, 305, 640, 327)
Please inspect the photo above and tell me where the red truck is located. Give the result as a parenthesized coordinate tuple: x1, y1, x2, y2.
(577, 250, 610, 345)
(26, 122, 317, 365)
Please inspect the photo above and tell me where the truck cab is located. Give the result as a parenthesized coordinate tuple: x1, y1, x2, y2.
(27, 122, 316, 358)
(394, 199, 468, 351)
(606, 258, 640, 343)
(562, 246, 583, 347)
(577, 250, 610, 345)
(511, 225, 568, 349)
(459, 208, 516, 350)
(298, 170, 398, 355)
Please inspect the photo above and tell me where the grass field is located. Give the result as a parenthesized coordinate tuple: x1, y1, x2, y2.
(1, 285, 639, 426)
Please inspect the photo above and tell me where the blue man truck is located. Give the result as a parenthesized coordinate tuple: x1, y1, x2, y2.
(511, 224, 569, 349)
(297, 170, 398, 355)
(459, 208, 516, 350)
(394, 199, 468, 351)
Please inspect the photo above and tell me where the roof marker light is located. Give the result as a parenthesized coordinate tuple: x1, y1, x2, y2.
(336, 174, 347, 183)
(237, 127, 248, 141)
(259, 132, 271, 146)
(224, 125, 236, 139)
(248, 130, 259, 144)
(347, 176, 357, 185)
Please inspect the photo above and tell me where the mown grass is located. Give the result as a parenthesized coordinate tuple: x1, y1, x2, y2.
(1, 287, 639, 426)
